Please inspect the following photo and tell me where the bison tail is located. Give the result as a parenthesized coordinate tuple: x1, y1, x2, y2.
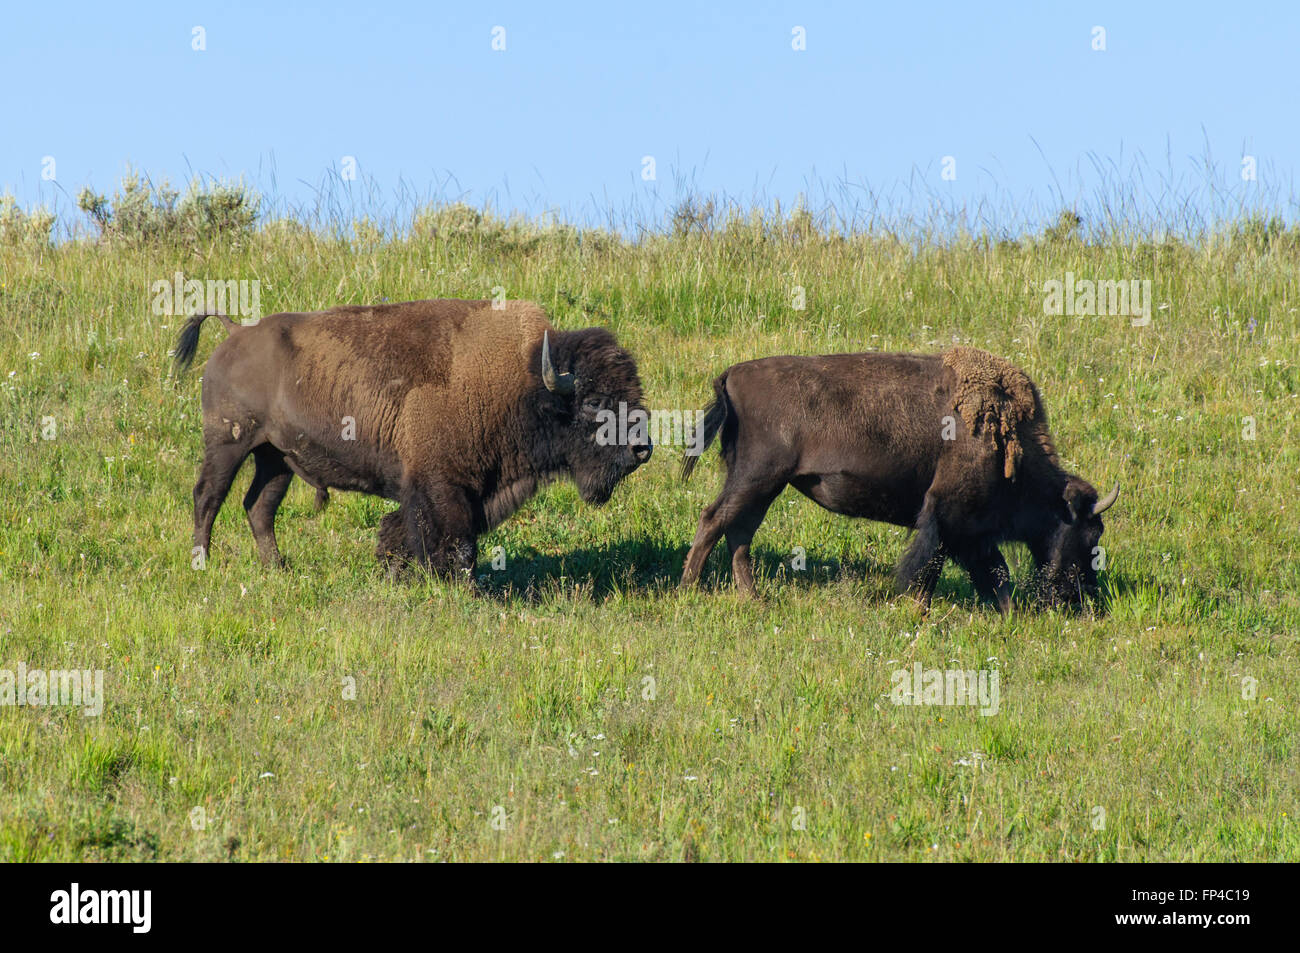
(680, 371, 731, 481)
(172, 311, 240, 375)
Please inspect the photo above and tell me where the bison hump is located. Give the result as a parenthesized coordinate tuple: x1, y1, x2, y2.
(942, 346, 1042, 480)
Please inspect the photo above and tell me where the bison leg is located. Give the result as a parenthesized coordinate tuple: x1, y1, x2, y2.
(243, 445, 294, 567)
(724, 493, 780, 598)
(376, 508, 410, 572)
(680, 510, 726, 590)
(399, 482, 478, 582)
(376, 505, 475, 582)
(681, 478, 782, 593)
(953, 544, 1013, 615)
(192, 440, 252, 565)
(896, 501, 947, 610)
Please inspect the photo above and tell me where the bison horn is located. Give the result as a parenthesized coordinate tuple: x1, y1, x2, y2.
(1092, 481, 1120, 516)
(541, 330, 576, 395)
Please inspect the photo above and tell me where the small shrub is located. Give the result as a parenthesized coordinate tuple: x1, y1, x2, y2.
(670, 195, 716, 237)
(77, 167, 259, 245)
(178, 179, 259, 240)
(1230, 215, 1292, 253)
(412, 202, 503, 242)
(0, 193, 56, 246)
(412, 201, 549, 254)
(1041, 209, 1084, 244)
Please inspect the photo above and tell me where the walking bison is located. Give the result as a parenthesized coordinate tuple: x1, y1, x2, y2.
(173, 298, 652, 578)
(679, 347, 1118, 612)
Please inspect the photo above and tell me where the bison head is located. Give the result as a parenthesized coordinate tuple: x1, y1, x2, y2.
(1037, 477, 1119, 607)
(535, 328, 652, 504)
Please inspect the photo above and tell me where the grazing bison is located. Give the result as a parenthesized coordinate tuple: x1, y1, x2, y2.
(173, 298, 652, 577)
(679, 347, 1118, 612)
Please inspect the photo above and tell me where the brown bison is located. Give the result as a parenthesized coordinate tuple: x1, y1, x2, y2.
(679, 347, 1118, 612)
(173, 298, 652, 577)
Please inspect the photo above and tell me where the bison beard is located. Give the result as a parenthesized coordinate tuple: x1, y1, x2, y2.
(679, 348, 1118, 613)
(173, 299, 651, 579)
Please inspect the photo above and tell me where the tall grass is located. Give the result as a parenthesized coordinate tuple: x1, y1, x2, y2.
(0, 173, 1296, 860)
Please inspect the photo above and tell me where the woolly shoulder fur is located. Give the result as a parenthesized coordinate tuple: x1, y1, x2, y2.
(942, 346, 1056, 479)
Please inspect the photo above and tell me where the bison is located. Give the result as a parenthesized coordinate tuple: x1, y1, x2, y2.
(172, 298, 652, 577)
(679, 347, 1118, 612)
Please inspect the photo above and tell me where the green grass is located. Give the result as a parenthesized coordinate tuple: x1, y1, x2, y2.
(1, 212, 1297, 861)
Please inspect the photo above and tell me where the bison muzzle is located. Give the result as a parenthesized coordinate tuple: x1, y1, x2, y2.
(679, 347, 1118, 613)
(173, 298, 652, 578)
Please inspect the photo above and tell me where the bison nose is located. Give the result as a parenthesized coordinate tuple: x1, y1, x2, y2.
(633, 441, 653, 464)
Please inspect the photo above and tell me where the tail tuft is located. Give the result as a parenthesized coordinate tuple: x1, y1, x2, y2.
(172, 314, 206, 374)
(172, 311, 237, 375)
(680, 372, 731, 481)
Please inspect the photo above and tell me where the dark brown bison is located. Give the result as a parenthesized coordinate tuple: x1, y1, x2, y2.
(173, 298, 651, 577)
(679, 347, 1118, 612)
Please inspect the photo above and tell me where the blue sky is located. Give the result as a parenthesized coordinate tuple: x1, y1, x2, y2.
(2, 1, 1296, 234)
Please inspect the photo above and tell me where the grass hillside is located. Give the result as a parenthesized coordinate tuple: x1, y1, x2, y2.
(1, 195, 1297, 861)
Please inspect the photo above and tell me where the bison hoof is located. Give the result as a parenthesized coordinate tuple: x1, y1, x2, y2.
(255, 547, 287, 569)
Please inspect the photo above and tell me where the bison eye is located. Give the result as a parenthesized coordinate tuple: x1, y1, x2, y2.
(582, 397, 605, 415)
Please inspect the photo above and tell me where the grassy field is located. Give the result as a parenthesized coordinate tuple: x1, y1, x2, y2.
(1, 204, 1297, 861)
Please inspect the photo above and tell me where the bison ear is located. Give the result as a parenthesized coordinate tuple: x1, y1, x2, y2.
(1060, 479, 1093, 524)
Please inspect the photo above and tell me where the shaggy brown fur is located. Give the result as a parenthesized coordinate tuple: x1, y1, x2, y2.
(942, 347, 1048, 480)
(679, 349, 1117, 613)
(173, 298, 651, 576)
